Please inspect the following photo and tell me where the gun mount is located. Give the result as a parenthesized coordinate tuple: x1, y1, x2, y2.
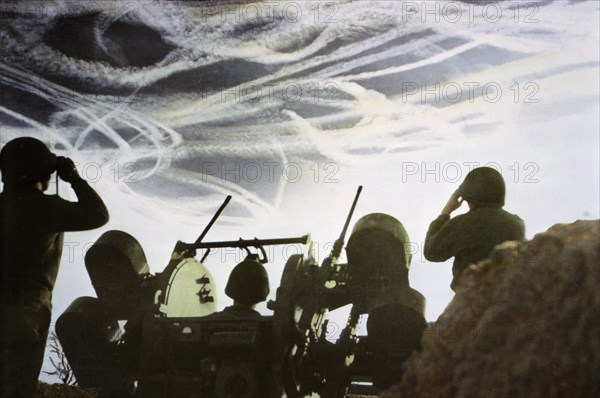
(56, 190, 427, 398)
(269, 188, 427, 397)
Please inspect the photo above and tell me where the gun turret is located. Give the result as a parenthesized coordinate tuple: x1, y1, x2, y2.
(274, 189, 428, 398)
(271, 186, 362, 397)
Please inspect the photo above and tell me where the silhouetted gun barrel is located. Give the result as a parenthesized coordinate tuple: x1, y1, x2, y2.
(170, 195, 232, 259)
(193, 195, 232, 244)
(294, 186, 363, 373)
(326, 185, 362, 263)
(184, 235, 311, 250)
(188, 234, 311, 264)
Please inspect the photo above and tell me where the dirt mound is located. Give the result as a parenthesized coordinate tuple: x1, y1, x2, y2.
(385, 220, 600, 398)
(35, 382, 98, 398)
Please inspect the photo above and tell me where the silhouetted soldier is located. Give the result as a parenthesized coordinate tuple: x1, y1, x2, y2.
(346, 213, 427, 391)
(206, 254, 270, 320)
(424, 167, 525, 290)
(0, 137, 109, 398)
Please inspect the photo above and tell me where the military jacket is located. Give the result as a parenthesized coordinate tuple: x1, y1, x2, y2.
(424, 207, 525, 288)
(0, 180, 109, 307)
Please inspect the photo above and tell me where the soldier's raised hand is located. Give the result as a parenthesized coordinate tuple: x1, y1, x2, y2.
(441, 190, 463, 216)
(56, 156, 83, 183)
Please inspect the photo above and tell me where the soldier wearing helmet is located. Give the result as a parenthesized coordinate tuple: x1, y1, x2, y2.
(0, 137, 109, 398)
(205, 254, 270, 320)
(424, 167, 525, 290)
(346, 213, 427, 391)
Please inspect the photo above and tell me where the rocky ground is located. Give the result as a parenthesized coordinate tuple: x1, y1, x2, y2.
(384, 220, 600, 398)
(35, 382, 98, 398)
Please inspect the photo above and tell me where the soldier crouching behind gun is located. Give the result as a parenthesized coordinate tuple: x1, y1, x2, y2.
(205, 254, 270, 320)
(0, 137, 109, 398)
(424, 166, 525, 290)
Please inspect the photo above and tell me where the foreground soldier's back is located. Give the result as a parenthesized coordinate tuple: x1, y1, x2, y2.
(0, 137, 109, 398)
(424, 167, 525, 290)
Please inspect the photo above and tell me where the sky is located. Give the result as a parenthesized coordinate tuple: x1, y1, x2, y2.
(0, 0, 599, 383)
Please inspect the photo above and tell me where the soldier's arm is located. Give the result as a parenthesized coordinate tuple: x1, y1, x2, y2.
(424, 190, 467, 262)
(423, 215, 464, 262)
(47, 179, 109, 232)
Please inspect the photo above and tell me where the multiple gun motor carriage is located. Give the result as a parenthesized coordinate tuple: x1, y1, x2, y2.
(56, 191, 427, 397)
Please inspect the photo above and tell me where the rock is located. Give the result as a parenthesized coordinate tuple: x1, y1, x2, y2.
(384, 220, 600, 398)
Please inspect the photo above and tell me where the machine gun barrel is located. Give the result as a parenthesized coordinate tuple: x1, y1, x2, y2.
(170, 195, 232, 259)
(309, 186, 363, 398)
(183, 234, 311, 251)
(194, 195, 232, 244)
(326, 185, 363, 263)
(340, 186, 362, 242)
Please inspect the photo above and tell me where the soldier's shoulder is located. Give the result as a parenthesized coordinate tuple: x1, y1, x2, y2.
(499, 208, 524, 221)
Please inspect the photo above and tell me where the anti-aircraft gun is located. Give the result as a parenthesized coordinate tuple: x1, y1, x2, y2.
(136, 235, 311, 398)
(56, 189, 427, 398)
(270, 186, 427, 397)
(55, 195, 310, 397)
(55, 196, 232, 393)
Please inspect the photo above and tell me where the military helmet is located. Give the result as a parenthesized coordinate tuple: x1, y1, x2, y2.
(0, 137, 57, 184)
(458, 167, 505, 206)
(225, 254, 270, 304)
(346, 213, 412, 291)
